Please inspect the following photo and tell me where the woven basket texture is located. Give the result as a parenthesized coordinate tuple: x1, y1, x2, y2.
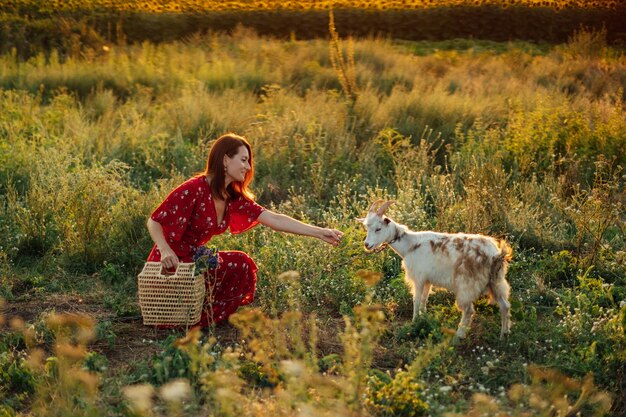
(138, 262, 205, 326)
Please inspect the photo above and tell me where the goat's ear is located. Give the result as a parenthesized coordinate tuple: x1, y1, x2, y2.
(355, 217, 365, 223)
(384, 217, 391, 225)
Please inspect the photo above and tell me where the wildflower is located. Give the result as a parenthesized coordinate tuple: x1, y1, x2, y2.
(278, 270, 300, 282)
(442, 327, 457, 336)
(45, 313, 95, 343)
(160, 378, 191, 403)
(56, 343, 88, 361)
(10, 317, 25, 330)
(174, 326, 202, 348)
(68, 369, 99, 395)
(26, 348, 46, 370)
(357, 269, 382, 287)
(193, 245, 221, 275)
(123, 383, 155, 414)
(280, 359, 305, 378)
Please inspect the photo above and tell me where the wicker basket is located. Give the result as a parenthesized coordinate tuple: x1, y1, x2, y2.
(138, 262, 205, 326)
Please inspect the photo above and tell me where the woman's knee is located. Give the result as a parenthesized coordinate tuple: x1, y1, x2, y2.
(219, 251, 257, 271)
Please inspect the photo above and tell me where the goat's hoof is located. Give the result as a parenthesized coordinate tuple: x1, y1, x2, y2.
(456, 329, 467, 339)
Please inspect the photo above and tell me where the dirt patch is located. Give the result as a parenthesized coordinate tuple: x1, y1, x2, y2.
(2, 294, 398, 372)
(2, 293, 240, 370)
(4, 293, 107, 323)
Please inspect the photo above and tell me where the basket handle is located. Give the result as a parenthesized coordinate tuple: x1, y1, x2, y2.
(160, 264, 176, 276)
(159, 262, 194, 277)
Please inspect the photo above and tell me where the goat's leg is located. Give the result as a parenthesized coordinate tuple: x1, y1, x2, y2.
(456, 302, 475, 339)
(420, 282, 432, 313)
(491, 279, 512, 338)
(412, 281, 425, 321)
(497, 296, 511, 338)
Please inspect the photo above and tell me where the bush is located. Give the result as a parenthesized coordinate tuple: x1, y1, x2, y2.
(555, 275, 626, 394)
(395, 315, 443, 343)
(0, 351, 35, 411)
(366, 368, 430, 417)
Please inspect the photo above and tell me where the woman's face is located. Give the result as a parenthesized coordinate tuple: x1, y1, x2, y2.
(224, 145, 251, 184)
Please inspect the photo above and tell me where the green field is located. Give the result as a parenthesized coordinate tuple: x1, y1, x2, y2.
(0, 18, 625, 417)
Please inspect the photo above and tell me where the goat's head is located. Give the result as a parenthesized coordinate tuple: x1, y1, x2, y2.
(358, 200, 395, 251)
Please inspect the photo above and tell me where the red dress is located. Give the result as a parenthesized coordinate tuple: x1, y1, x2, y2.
(146, 175, 265, 327)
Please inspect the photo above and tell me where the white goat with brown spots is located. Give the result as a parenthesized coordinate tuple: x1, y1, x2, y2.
(359, 200, 512, 339)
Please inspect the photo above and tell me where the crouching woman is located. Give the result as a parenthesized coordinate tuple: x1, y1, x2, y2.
(146, 133, 343, 327)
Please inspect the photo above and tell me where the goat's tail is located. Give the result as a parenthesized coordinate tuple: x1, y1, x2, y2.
(487, 240, 513, 304)
(497, 239, 513, 264)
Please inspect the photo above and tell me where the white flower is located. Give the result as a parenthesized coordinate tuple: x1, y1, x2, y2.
(278, 271, 300, 282)
(439, 386, 452, 392)
(281, 360, 305, 378)
(123, 384, 154, 413)
(160, 378, 191, 403)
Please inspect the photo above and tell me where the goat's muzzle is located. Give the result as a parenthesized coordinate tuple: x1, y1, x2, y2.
(364, 242, 388, 253)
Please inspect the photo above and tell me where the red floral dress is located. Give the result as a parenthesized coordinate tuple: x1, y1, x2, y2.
(146, 175, 265, 327)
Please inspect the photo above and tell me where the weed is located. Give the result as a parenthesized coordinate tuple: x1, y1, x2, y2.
(329, 11, 358, 102)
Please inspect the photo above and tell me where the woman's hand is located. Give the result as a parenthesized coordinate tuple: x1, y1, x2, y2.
(257, 210, 343, 246)
(160, 247, 179, 270)
(147, 218, 180, 270)
(318, 228, 343, 246)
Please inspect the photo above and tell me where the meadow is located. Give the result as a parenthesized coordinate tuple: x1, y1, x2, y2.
(0, 23, 625, 416)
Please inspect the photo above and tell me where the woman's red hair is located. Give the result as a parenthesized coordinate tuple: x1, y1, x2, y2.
(203, 133, 255, 201)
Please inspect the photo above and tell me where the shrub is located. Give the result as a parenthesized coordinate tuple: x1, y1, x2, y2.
(395, 315, 443, 343)
(148, 336, 194, 386)
(25, 313, 101, 417)
(0, 350, 35, 411)
(447, 365, 612, 417)
(366, 368, 430, 417)
(555, 274, 626, 395)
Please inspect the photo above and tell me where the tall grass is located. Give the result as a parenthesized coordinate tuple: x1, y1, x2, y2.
(0, 28, 625, 416)
(0, 28, 622, 267)
(0, 28, 623, 265)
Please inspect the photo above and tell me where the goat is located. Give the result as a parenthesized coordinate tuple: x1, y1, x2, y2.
(359, 200, 512, 339)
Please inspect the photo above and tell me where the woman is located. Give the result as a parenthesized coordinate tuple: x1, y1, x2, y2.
(146, 133, 343, 326)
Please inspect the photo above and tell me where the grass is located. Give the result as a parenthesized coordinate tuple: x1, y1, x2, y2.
(0, 28, 625, 416)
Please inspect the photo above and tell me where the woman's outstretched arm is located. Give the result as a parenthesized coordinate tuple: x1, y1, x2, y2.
(257, 210, 343, 246)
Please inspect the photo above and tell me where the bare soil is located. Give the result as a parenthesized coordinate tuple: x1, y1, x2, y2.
(2, 293, 240, 370)
(2, 292, 401, 374)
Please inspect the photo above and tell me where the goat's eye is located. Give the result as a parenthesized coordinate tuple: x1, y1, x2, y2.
(374, 227, 382, 233)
